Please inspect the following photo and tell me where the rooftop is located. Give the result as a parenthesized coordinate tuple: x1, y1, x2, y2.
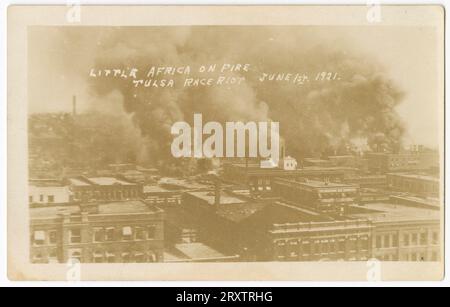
(347, 203, 440, 223)
(275, 178, 357, 190)
(30, 200, 160, 219)
(97, 200, 159, 214)
(388, 173, 439, 182)
(67, 176, 136, 186)
(143, 185, 170, 193)
(187, 190, 245, 206)
(87, 177, 135, 186)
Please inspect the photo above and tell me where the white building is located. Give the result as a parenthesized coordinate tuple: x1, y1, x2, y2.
(281, 156, 297, 170)
(29, 185, 72, 204)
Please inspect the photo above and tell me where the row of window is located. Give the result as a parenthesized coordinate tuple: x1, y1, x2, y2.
(276, 236, 370, 256)
(93, 226, 156, 243)
(378, 251, 439, 261)
(32, 226, 157, 245)
(92, 250, 157, 263)
(73, 189, 139, 200)
(29, 194, 55, 203)
(32, 250, 157, 263)
(375, 232, 439, 249)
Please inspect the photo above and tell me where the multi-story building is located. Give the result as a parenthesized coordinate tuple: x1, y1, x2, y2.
(64, 176, 143, 202)
(30, 200, 164, 263)
(347, 203, 441, 261)
(267, 217, 372, 261)
(223, 163, 357, 195)
(272, 178, 360, 215)
(366, 151, 439, 173)
(29, 179, 72, 204)
(344, 175, 387, 189)
(387, 173, 439, 197)
(182, 186, 372, 261)
(143, 185, 182, 206)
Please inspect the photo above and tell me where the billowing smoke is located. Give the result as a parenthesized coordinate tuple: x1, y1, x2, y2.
(88, 27, 405, 165)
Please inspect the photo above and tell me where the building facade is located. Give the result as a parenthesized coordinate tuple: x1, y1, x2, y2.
(64, 176, 143, 202)
(366, 151, 439, 173)
(347, 203, 441, 261)
(272, 178, 360, 215)
(30, 200, 164, 263)
(387, 173, 439, 197)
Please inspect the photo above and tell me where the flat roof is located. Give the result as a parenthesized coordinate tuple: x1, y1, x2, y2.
(187, 191, 245, 205)
(347, 203, 440, 223)
(97, 200, 158, 214)
(68, 178, 91, 186)
(174, 243, 227, 260)
(143, 185, 170, 193)
(276, 178, 357, 189)
(88, 177, 135, 186)
(387, 173, 439, 182)
(30, 205, 80, 219)
(30, 200, 159, 219)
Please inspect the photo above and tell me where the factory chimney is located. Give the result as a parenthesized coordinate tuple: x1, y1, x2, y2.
(72, 95, 77, 116)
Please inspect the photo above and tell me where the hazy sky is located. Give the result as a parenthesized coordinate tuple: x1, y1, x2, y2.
(28, 26, 442, 148)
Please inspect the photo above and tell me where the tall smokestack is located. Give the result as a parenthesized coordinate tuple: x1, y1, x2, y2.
(72, 95, 77, 116)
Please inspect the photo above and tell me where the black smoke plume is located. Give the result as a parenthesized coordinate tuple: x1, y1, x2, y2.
(88, 27, 405, 165)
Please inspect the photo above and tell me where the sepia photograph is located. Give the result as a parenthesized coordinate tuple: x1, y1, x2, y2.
(5, 4, 446, 284)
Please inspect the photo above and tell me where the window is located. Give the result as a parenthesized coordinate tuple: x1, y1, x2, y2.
(348, 238, 357, 252)
(384, 235, 391, 248)
(48, 249, 58, 263)
(392, 234, 399, 247)
(412, 234, 418, 246)
(361, 237, 369, 251)
(93, 228, 104, 242)
(403, 234, 410, 246)
(134, 252, 146, 263)
(147, 226, 156, 239)
(93, 251, 104, 263)
(47, 195, 55, 203)
(106, 251, 115, 263)
(338, 240, 345, 252)
(33, 230, 46, 245)
(420, 233, 427, 246)
(135, 227, 146, 240)
(33, 253, 44, 263)
(70, 250, 82, 262)
(147, 252, 156, 262)
(29, 196, 33, 203)
(432, 232, 439, 245)
(49, 231, 57, 244)
(431, 252, 438, 261)
(376, 236, 382, 248)
(122, 227, 133, 240)
(105, 228, 115, 241)
(122, 252, 131, 263)
(70, 229, 81, 244)
(39, 194, 44, 202)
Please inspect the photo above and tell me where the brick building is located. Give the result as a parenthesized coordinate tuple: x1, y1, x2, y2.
(387, 173, 439, 197)
(29, 179, 71, 204)
(347, 203, 441, 261)
(181, 187, 372, 261)
(64, 176, 143, 202)
(30, 200, 164, 263)
(223, 163, 357, 195)
(366, 151, 438, 173)
(272, 178, 359, 215)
